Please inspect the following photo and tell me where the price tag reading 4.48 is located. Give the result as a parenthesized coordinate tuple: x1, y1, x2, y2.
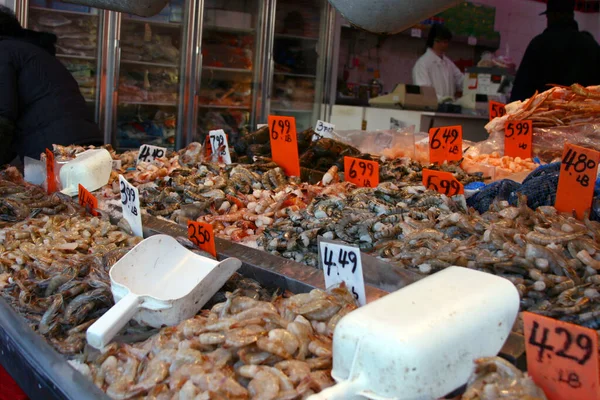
(489, 100, 506, 121)
(504, 120, 533, 159)
(187, 221, 216, 257)
(209, 129, 232, 164)
(523, 312, 599, 400)
(344, 156, 379, 188)
(137, 144, 167, 163)
(429, 126, 463, 164)
(45, 148, 57, 194)
(118, 175, 143, 237)
(422, 169, 464, 196)
(555, 144, 600, 220)
(78, 184, 98, 216)
(318, 238, 366, 306)
(268, 116, 300, 177)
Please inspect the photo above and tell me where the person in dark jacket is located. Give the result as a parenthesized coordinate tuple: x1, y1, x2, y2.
(510, 0, 600, 102)
(0, 6, 102, 165)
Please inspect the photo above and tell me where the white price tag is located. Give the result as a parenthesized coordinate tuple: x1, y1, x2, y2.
(411, 28, 422, 38)
(137, 144, 167, 163)
(257, 124, 268, 129)
(208, 129, 232, 164)
(468, 36, 477, 46)
(118, 175, 143, 237)
(314, 120, 335, 141)
(318, 237, 366, 306)
(112, 160, 122, 170)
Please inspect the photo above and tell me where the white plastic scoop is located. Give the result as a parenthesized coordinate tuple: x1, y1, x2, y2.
(309, 267, 520, 400)
(59, 149, 113, 196)
(86, 235, 241, 349)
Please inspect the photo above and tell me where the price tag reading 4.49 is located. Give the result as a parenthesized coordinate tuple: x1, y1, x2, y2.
(504, 120, 533, 159)
(318, 238, 366, 306)
(187, 221, 216, 257)
(429, 126, 463, 164)
(489, 100, 506, 121)
(137, 144, 167, 163)
(344, 157, 379, 188)
(268, 116, 300, 177)
(523, 312, 599, 400)
(555, 144, 600, 220)
(118, 175, 143, 237)
(78, 184, 98, 216)
(422, 169, 464, 196)
(209, 129, 232, 164)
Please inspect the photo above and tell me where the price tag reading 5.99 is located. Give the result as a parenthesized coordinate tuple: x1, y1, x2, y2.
(318, 238, 366, 306)
(344, 157, 379, 188)
(429, 126, 463, 164)
(504, 120, 532, 159)
(118, 175, 143, 238)
(268, 115, 300, 177)
(523, 312, 599, 400)
(422, 169, 464, 197)
(187, 221, 216, 257)
(489, 101, 506, 121)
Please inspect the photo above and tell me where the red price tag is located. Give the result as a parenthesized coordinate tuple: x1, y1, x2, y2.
(422, 169, 464, 196)
(187, 220, 216, 257)
(78, 184, 98, 216)
(555, 144, 600, 220)
(428, 126, 463, 164)
(523, 312, 600, 400)
(489, 100, 506, 121)
(344, 157, 379, 188)
(504, 120, 533, 159)
(45, 148, 57, 194)
(268, 116, 300, 177)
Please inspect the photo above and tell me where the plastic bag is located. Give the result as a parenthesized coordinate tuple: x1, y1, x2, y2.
(331, 127, 416, 158)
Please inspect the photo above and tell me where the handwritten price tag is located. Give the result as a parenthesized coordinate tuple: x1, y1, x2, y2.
(78, 184, 98, 216)
(489, 101, 506, 120)
(187, 220, 216, 257)
(429, 126, 463, 164)
(314, 120, 335, 137)
(344, 157, 379, 188)
(209, 129, 232, 164)
(504, 120, 533, 159)
(112, 160, 122, 170)
(45, 148, 57, 194)
(318, 238, 366, 306)
(118, 175, 143, 237)
(137, 144, 167, 163)
(555, 144, 600, 219)
(268, 116, 300, 177)
(422, 169, 464, 196)
(523, 312, 599, 400)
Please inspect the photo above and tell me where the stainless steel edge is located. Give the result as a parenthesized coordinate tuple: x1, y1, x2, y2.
(258, 0, 277, 121)
(15, 0, 29, 29)
(98, 11, 120, 146)
(250, 0, 268, 128)
(94, 9, 105, 124)
(313, 1, 334, 124)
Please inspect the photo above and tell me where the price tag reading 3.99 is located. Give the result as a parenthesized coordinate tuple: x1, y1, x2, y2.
(137, 144, 167, 163)
(187, 220, 216, 257)
(118, 175, 143, 237)
(344, 156, 379, 188)
(504, 120, 533, 159)
(318, 238, 366, 306)
(268, 116, 301, 177)
(429, 126, 463, 164)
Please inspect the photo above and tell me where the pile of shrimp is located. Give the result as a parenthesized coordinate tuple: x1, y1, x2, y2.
(80, 286, 358, 400)
(462, 151, 538, 180)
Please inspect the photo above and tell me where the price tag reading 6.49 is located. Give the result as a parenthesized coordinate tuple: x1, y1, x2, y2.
(555, 144, 600, 220)
(429, 126, 463, 164)
(187, 220, 216, 257)
(523, 312, 599, 400)
(422, 169, 464, 197)
(344, 156, 379, 188)
(268, 115, 301, 177)
(504, 120, 533, 159)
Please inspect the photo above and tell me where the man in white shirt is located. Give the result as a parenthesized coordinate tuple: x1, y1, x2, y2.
(412, 25, 464, 102)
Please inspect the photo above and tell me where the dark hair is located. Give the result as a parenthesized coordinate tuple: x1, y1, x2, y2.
(426, 24, 453, 48)
(0, 6, 23, 36)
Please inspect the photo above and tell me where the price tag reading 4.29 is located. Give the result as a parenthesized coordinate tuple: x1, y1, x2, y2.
(489, 100, 506, 121)
(137, 144, 167, 163)
(187, 220, 216, 257)
(504, 120, 533, 159)
(268, 116, 300, 177)
(344, 157, 379, 188)
(318, 238, 366, 306)
(78, 184, 98, 216)
(422, 169, 464, 196)
(429, 126, 463, 164)
(523, 312, 599, 400)
(555, 144, 600, 220)
(118, 175, 143, 238)
(209, 129, 232, 164)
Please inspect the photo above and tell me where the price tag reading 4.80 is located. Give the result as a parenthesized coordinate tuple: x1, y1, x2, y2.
(137, 144, 167, 163)
(318, 238, 366, 306)
(187, 221, 216, 257)
(504, 120, 533, 159)
(344, 156, 379, 188)
(555, 144, 600, 220)
(489, 100, 506, 121)
(268, 115, 300, 177)
(118, 175, 143, 238)
(78, 184, 98, 216)
(429, 126, 463, 164)
(422, 169, 464, 197)
(523, 312, 599, 400)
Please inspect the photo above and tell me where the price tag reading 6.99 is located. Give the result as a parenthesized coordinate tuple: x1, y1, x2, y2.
(422, 169, 464, 197)
(523, 312, 599, 400)
(268, 115, 301, 177)
(504, 120, 533, 159)
(187, 220, 216, 257)
(429, 126, 463, 164)
(318, 238, 366, 306)
(344, 156, 379, 188)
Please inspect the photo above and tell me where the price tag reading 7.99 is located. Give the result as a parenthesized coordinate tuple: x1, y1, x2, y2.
(422, 169, 464, 197)
(268, 116, 300, 177)
(344, 157, 379, 188)
(429, 126, 463, 164)
(504, 120, 533, 159)
(523, 312, 599, 400)
(318, 238, 366, 306)
(187, 220, 216, 257)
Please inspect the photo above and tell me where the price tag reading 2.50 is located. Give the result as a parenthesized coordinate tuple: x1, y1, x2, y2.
(523, 312, 599, 400)
(119, 175, 143, 238)
(555, 144, 600, 220)
(344, 157, 379, 188)
(187, 220, 216, 257)
(504, 120, 533, 159)
(318, 238, 366, 306)
(268, 116, 300, 177)
(489, 100, 506, 121)
(422, 169, 464, 197)
(429, 126, 463, 164)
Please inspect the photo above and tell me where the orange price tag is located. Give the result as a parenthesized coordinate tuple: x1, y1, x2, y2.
(268, 116, 300, 177)
(78, 184, 98, 216)
(187, 220, 216, 257)
(504, 120, 533, 159)
(422, 169, 464, 196)
(428, 126, 462, 164)
(45, 148, 57, 194)
(523, 312, 600, 400)
(489, 100, 506, 120)
(555, 144, 600, 220)
(344, 157, 379, 188)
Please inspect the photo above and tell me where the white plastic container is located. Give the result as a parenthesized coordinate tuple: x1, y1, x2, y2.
(59, 149, 113, 196)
